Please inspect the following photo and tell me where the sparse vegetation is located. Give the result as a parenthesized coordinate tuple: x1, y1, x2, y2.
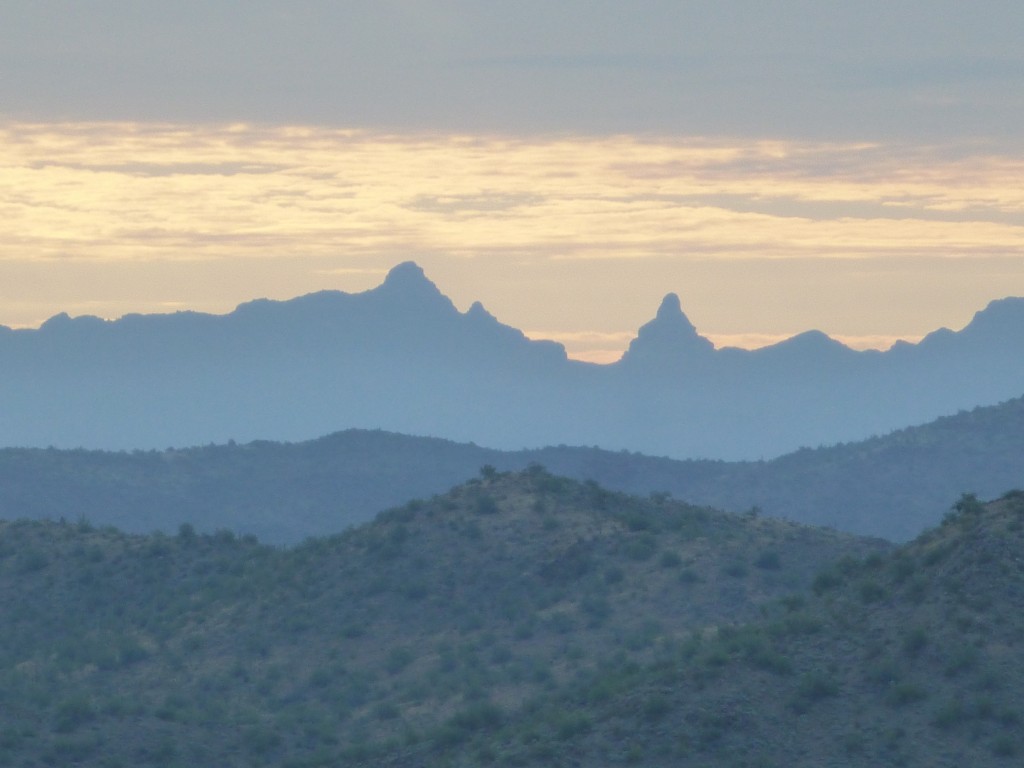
(1, 471, 1023, 767)
(0, 468, 887, 766)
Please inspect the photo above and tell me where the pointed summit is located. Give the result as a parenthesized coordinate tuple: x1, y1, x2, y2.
(374, 261, 457, 314)
(655, 293, 689, 324)
(466, 300, 494, 320)
(619, 292, 714, 367)
(381, 261, 436, 293)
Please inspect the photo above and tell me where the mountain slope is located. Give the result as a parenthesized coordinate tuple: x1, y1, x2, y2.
(2, 262, 1023, 459)
(392, 491, 1024, 767)
(0, 470, 885, 767)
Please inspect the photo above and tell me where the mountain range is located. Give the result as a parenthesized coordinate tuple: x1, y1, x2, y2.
(3, 261, 1023, 459)
(2, 394, 1022, 543)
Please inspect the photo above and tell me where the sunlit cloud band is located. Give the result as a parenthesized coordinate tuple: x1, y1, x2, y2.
(1, 121, 1022, 358)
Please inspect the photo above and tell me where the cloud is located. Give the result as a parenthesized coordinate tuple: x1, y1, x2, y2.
(2, 122, 1015, 264)
(3, 121, 1022, 267)
(1, 120, 1022, 360)
(3, 3, 1023, 142)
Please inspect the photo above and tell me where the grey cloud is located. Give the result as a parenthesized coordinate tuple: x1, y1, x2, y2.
(1, 2, 1023, 143)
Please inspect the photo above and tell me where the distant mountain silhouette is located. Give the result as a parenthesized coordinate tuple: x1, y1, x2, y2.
(2, 395, 1021, 542)
(2, 261, 1023, 459)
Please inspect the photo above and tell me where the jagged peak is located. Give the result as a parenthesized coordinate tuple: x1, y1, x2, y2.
(373, 260, 456, 309)
(656, 292, 685, 321)
(466, 300, 494, 320)
(381, 261, 430, 288)
(619, 292, 714, 365)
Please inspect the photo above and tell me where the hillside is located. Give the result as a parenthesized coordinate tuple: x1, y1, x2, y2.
(3, 262, 1024, 459)
(3, 394, 1023, 542)
(0, 469, 885, 767)
(398, 490, 1024, 767)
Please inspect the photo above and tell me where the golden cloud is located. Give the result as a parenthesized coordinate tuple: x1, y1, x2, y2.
(1, 121, 1022, 357)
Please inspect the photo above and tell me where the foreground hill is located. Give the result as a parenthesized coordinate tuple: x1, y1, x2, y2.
(3, 261, 1024, 459)
(0, 470, 884, 767)
(385, 490, 1024, 767)
(3, 395, 1022, 542)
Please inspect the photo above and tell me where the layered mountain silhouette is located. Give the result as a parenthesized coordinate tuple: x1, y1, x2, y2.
(3, 394, 1021, 543)
(2, 261, 1023, 459)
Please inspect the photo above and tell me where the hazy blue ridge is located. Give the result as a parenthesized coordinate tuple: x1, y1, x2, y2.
(1, 262, 1023, 460)
(2, 394, 1022, 543)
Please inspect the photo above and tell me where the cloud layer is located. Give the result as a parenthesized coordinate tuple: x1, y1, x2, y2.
(1, 121, 1022, 361)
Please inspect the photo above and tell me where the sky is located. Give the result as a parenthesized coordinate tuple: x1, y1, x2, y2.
(2, 2, 1023, 362)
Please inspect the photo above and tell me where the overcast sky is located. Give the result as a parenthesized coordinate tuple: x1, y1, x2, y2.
(4, 1, 1023, 141)
(2, 2, 1023, 360)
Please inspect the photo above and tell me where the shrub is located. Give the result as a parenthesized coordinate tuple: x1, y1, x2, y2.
(385, 647, 415, 675)
(723, 562, 748, 579)
(643, 694, 672, 722)
(902, 627, 929, 657)
(474, 495, 499, 515)
(435, 702, 503, 747)
(887, 682, 927, 707)
(812, 569, 842, 594)
(859, 581, 887, 603)
(659, 551, 682, 569)
(54, 695, 95, 733)
(931, 699, 966, 730)
(678, 568, 701, 585)
(604, 566, 625, 584)
(789, 671, 839, 713)
(625, 535, 657, 562)
(754, 551, 782, 570)
(992, 735, 1018, 758)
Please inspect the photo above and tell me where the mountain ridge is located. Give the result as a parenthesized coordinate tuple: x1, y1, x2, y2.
(2, 262, 1023, 459)
(2, 393, 1022, 543)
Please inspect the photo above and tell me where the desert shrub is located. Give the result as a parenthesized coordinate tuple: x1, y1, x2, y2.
(891, 555, 916, 583)
(723, 562, 748, 579)
(887, 682, 927, 707)
(659, 550, 682, 569)
(604, 566, 624, 584)
(385, 647, 415, 675)
(643, 693, 672, 721)
(943, 643, 980, 677)
(812, 569, 843, 594)
(754, 551, 782, 570)
(678, 568, 701, 584)
(15, 549, 48, 573)
(944, 493, 985, 527)
(581, 596, 611, 626)
(53, 695, 95, 733)
(859, 581, 887, 603)
(865, 656, 902, 687)
(902, 627, 929, 657)
(789, 671, 839, 713)
(474, 495, 499, 515)
(553, 711, 593, 740)
(992, 735, 1018, 757)
(434, 702, 503, 747)
(625, 534, 657, 562)
(932, 698, 966, 730)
